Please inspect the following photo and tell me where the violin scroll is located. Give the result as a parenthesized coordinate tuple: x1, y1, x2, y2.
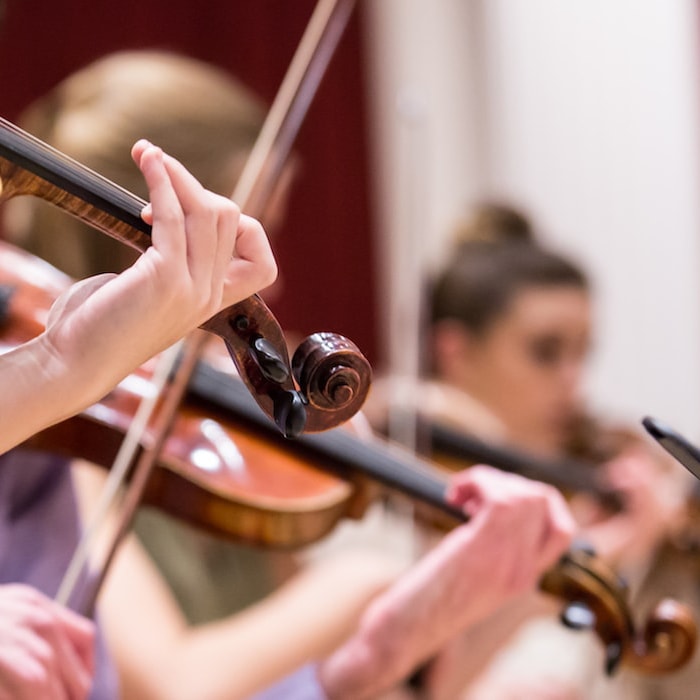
(630, 598, 697, 675)
(540, 546, 696, 675)
(292, 332, 372, 427)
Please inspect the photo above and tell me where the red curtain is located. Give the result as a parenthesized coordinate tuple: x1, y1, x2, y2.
(0, 0, 378, 363)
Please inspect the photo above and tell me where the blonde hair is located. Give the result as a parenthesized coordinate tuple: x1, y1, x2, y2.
(8, 50, 264, 277)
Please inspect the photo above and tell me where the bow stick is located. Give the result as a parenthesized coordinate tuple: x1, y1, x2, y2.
(56, 0, 360, 615)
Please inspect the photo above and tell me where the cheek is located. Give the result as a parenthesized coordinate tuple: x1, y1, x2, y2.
(494, 351, 544, 391)
(491, 355, 561, 414)
(476, 353, 541, 407)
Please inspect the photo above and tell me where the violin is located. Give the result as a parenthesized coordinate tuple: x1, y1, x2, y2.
(425, 402, 700, 551)
(428, 420, 623, 508)
(0, 238, 695, 676)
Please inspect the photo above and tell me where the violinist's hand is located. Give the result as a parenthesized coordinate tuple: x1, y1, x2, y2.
(317, 466, 575, 700)
(45, 140, 277, 392)
(0, 585, 95, 700)
(579, 444, 685, 569)
(0, 141, 277, 452)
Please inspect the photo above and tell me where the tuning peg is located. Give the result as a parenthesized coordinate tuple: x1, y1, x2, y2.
(273, 389, 307, 438)
(605, 641, 623, 675)
(0, 284, 14, 326)
(561, 601, 596, 630)
(250, 336, 290, 384)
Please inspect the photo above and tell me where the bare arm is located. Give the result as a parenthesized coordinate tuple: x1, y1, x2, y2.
(101, 540, 399, 700)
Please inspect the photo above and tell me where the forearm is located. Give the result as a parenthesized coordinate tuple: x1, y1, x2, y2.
(98, 521, 400, 700)
(0, 335, 93, 453)
(317, 563, 483, 699)
(1, 308, 173, 456)
(168, 553, 399, 700)
(316, 467, 576, 700)
(317, 594, 462, 699)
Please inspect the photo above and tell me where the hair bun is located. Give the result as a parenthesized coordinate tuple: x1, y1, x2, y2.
(454, 202, 535, 246)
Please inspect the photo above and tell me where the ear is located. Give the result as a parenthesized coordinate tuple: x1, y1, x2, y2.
(431, 319, 475, 378)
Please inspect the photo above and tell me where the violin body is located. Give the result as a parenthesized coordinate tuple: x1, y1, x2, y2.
(0, 241, 359, 548)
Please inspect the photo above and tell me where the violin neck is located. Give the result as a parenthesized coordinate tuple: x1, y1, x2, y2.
(428, 422, 622, 510)
(187, 360, 466, 521)
(0, 117, 151, 252)
(187, 360, 625, 518)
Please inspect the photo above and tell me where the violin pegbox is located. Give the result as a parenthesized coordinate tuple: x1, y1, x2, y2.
(202, 295, 371, 438)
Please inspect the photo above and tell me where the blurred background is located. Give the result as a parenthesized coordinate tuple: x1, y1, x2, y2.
(1, 0, 699, 438)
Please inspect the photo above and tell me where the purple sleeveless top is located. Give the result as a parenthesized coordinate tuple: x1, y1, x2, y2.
(0, 448, 120, 699)
(250, 664, 326, 699)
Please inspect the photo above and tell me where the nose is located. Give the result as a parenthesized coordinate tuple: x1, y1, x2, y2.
(558, 356, 585, 404)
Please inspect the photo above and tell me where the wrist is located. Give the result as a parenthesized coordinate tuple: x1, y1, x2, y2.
(34, 332, 100, 412)
(318, 603, 407, 699)
(0, 336, 75, 452)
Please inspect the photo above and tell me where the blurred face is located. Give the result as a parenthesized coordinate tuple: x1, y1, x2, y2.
(437, 285, 592, 457)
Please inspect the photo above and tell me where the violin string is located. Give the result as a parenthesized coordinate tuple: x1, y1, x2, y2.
(55, 340, 182, 608)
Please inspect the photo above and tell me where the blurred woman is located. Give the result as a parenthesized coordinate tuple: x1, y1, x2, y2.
(368, 203, 695, 699)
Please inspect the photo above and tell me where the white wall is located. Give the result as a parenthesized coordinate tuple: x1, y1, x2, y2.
(361, 0, 480, 390)
(365, 0, 700, 437)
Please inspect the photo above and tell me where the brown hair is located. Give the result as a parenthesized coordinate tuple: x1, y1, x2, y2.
(431, 202, 589, 333)
(7, 50, 264, 278)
